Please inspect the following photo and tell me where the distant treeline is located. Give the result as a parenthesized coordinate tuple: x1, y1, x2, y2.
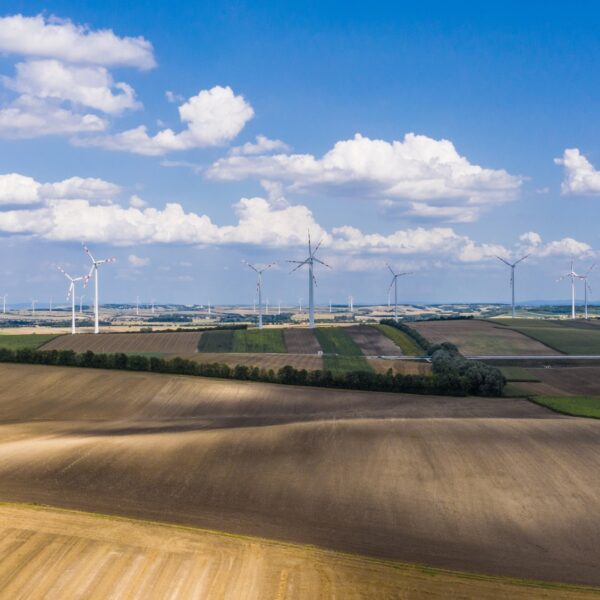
(380, 319, 505, 396)
(0, 345, 504, 397)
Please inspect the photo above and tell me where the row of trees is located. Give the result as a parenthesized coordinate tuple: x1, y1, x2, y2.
(0, 345, 502, 396)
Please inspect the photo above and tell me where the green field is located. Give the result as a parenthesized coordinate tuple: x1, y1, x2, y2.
(505, 320, 600, 354)
(499, 366, 540, 382)
(0, 333, 59, 350)
(197, 330, 234, 352)
(315, 327, 371, 373)
(231, 329, 286, 353)
(374, 324, 424, 355)
(531, 396, 600, 419)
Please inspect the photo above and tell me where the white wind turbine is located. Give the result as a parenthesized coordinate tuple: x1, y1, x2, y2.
(348, 294, 354, 313)
(79, 295, 85, 314)
(496, 254, 529, 319)
(83, 244, 116, 334)
(558, 260, 580, 320)
(244, 261, 275, 329)
(576, 264, 595, 320)
(0, 294, 6, 314)
(387, 265, 412, 322)
(288, 232, 331, 329)
(58, 267, 84, 335)
(31, 299, 37, 317)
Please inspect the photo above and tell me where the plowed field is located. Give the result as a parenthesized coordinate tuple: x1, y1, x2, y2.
(346, 325, 403, 355)
(283, 328, 322, 354)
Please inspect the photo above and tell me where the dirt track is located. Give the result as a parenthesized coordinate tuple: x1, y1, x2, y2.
(1, 364, 600, 588)
(41, 331, 201, 354)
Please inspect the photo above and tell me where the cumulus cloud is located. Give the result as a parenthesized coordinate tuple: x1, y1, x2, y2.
(77, 86, 254, 155)
(129, 195, 147, 208)
(517, 231, 592, 258)
(0, 14, 155, 69)
(208, 133, 523, 220)
(0, 172, 120, 205)
(3, 60, 140, 115)
(230, 134, 290, 156)
(0, 95, 106, 138)
(555, 148, 600, 195)
(128, 254, 150, 267)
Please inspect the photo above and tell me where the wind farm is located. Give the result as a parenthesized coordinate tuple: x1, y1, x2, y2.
(2, 4, 600, 599)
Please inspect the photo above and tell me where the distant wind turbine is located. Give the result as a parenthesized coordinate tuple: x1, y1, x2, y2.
(31, 299, 37, 317)
(79, 295, 84, 314)
(58, 267, 84, 334)
(496, 254, 529, 319)
(387, 265, 412, 322)
(244, 261, 275, 329)
(576, 264, 596, 320)
(558, 260, 580, 320)
(348, 294, 354, 313)
(83, 243, 116, 334)
(288, 231, 331, 329)
(1, 294, 6, 314)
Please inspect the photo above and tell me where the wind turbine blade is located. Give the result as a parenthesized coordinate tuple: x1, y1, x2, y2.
(388, 279, 396, 293)
(586, 263, 597, 276)
(514, 254, 530, 266)
(312, 239, 323, 255)
(245, 262, 259, 274)
(387, 264, 396, 276)
(288, 259, 309, 273)
(312, 274, 318, 287)
(82, 243, 96, 263)
(308, 230, 312, 255)
(57, 266, 72, 281)
(496, 256, 511, 267)
(313, 257, 332, 269)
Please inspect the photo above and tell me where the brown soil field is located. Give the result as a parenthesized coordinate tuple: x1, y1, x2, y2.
(1, 505, 597, 600)
(345, 324, 402, 355)
(518, 367, 600, 396)
(368, 358, 432, 375)
(1, 364, 600, 588)
(40, 331, 202, 354)
(182, 351, 324, 371)
(283, 328, 322, 354)
(412, 319, 559, 355)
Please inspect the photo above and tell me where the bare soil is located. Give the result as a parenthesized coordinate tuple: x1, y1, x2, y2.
(40, 331, 202, 354)
(0, 364, 599, 588)
(345, 325, 402, 355)
(182, 351, 324, 371)
(412, 319, 559, 355)
(283, 328, 322, 354)
(521, 366, 600, 396)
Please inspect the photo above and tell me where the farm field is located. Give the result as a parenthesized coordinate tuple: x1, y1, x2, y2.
(314, 327, 372, 373)
(1, 506, 596, 600)
(368, 358, 431, 375)
(197, 329, 233, 352)
(41, 331, 201, 354)
(512, 366, 600, 397)
(282, 328, 322, 354)
(345, 324, 402, 356)
(1, 364, 600, 587)
(373, 323, 425, 355)
(502, 320, 600, 355)
(0, 333, 58, 350)
(411, 319, 558, 355)
(232, 328, 286, 353)
(531, 396, 600, 419)
(182, 351, 324, 372)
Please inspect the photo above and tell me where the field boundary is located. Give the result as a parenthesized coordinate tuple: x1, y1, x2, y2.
(2, 502, 598, 595)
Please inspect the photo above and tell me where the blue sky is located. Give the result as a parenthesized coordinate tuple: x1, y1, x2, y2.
(1, 1, 600, 306)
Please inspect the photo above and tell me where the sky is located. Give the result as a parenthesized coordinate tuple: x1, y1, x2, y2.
(1, 1, 600, 306)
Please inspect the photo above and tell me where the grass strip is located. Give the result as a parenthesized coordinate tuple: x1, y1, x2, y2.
(315, 327, 363, 356)
(373, 324, 423, 356)
(0, 333, 59, 350)
(530, 395, 600, 419)
(322, 355, 372, 375)
(197, 330, 234, 352)
(499, 366, 540, 382)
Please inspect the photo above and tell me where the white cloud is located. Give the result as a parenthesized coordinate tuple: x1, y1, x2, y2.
(535, 237, 592, 258)
(77, 86, 254, 155)
(3, 60, 140, 115)
(519, 231, 542, 246)
(0, 172, 120, 205)
(0, 14, 155, 69)
(208, 133, 523, 220)
(0, 95, 106, 138)
(555, 148, 600, 195)
(230, 134, 290, 156)
(128, 254, 150, 267)
(129, 194, 147, 208)
(403, 201, 480, 223)
(165, 90, 183, 103)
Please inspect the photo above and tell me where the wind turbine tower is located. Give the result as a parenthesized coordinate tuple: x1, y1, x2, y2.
(496, 254, 529, 319)
(58, 267, 83, 334)
(31, 299, 37, 317)
(558, 260, 580, 320)
(79, 295, 84, 314)
(244, 261, 275, 329)
(288, 232, 331, 329)
(83, 244, 116, 334)
(387, 265, 413, 322)
(576, 264, 595, 320)
(1, 295, 6, 314)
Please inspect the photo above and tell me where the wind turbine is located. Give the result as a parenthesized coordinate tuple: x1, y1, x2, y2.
(0, 295, 6, 314)
(79, 295, 85, 314)
(83, 244, 116, 334)
(348, 295, 354, 313)
(288, 232, 331, 329)
(387, 265, 412, 322)
(151, 299, 155, 314)
(136, 296, 139, 317)
(244, 261, 275, 329)
(577, 264, 596, 320)
(496, 254, 529, 319)
(58, 267, 83, 334)
(558, 260, 580, 319)
(31, 299, 37, 317)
